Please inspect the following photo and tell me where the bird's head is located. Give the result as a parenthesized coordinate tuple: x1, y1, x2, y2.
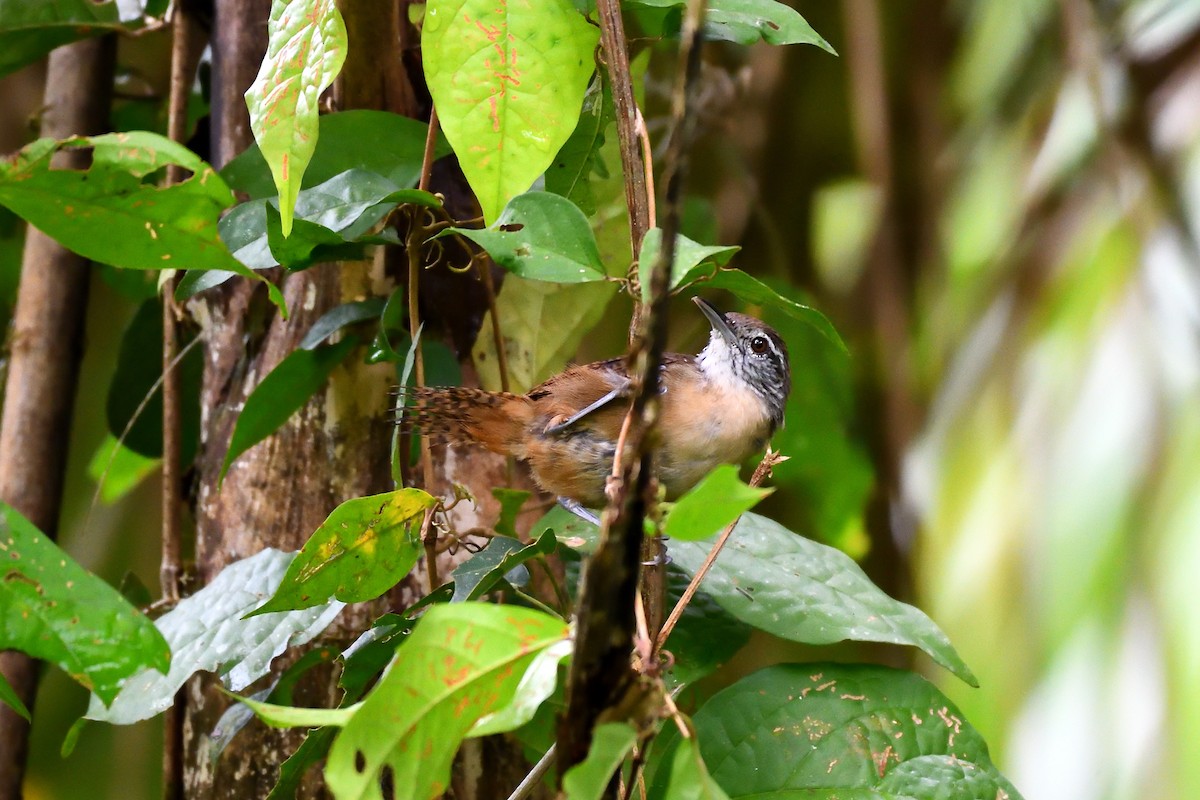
(693, 297, 791, 427)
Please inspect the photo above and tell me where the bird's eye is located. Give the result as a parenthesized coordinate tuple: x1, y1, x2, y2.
(750, 336, 769, 354)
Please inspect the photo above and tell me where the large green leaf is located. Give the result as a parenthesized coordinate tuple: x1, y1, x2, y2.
(325, 603, 568, 799)
(0, 502, 169, 704)
(545, 73, 614, 216)
(245, 0, 347, 236)
(422, 0, 599, 223)
(220, 336, 358, 481)
(662, 464, 772, 542)
(650, 664, 1021, 799)
(670, 513, 977, 686)
(222, 111, 448, 200)
(0, 0, 145, 78)
(0, 132, 286, 311)
(443, 192, 607, 283)
(247, 489, 439, 616)
(86, 548, 344, 724)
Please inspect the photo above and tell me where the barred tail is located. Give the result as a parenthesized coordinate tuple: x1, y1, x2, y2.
(395, 386, 532, 456)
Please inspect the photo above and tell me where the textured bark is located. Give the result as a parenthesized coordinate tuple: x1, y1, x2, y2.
(0, 36, 116, 799)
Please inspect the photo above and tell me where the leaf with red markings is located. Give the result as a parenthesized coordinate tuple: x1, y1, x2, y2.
(245, 0, 348, 236)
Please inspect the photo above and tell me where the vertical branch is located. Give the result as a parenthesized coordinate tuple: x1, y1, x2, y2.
(413, 109, 440, 590)
(0, 35, 116, 799)
(556, 0, 707, 781)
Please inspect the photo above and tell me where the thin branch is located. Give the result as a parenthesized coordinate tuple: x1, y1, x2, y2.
(655, 448, 786, 652)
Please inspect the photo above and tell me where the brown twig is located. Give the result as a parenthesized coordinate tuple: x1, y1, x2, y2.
(655, 448, 785, 652)
(480, 260, 511, 393)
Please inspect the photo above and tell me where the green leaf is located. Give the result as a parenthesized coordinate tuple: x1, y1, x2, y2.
(469, 637, 571, 737)
(247, 489, 439, 615)
(563, 723, 639, 800)
(423, 0, 600, 223)
(325, 603, 569, 799)
(683, 268, 844, 352)
(0, 502, 169, 704)
(492, 488, 532, 537)
(221, 110, 448, 200)
(238, 695, 360, 728)
(539, 502, 602, 552)
(473, 277, 617, 393)
(220, 336, 358, 481)
(670, 513, 977, 686)
(245, 0, 347, 236)
(660, 565, 750, 687)
(0, 133, 286, 312)
(0, 0, 142, 78)
(87, 434, 160, 506)
(623, 0, 835, 51)
(449, 530, 558, 603)
(660, 736, 730, 800)
(105, 299, 202, 461)
(662, 464, 771, 542)
(299, 298, 386, 350)
(638, 228, 740, 302)
(545, 73, 614, 216)
(86, 548, 343, 724)
(0, 670, 30, 722)
(443, 192, 607, 283)
(650, 664, 1021, 800)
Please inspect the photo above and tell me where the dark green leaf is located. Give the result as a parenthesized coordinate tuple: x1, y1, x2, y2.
(248, 489, 439, 615)
(86, 549, 343, 724)
(639, 228, 740, 301)
(670, 513, 977, 685)
(563, 723, 639, 800)
(245, 0, 348, 235)
(0, 502, 169, 704)
(450, 530, 558, 603)
(325, 604, 568, 798)
(492, 488, 532, 537)
(546, 74, 614, 216)
(265, 203, 350, 269)
(0, 0, 142, 78)
(0, 671, 30, 722)
(443, 192, 607, 283)
(222, 111, 448, 200)
(299, 298, 386, 350)
(220, 337, 358, 481)
(651, 664, 1020, 799)
(662, 464, 771, 542)
(661, 564, 751, 687)
(106, 299, 202, 461)
(623, 0, 835, 51)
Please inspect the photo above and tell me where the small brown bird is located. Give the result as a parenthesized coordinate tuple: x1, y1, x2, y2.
(401, 298, 790, 515)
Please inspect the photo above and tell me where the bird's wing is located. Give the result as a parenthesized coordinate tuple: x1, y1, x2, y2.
(529, 354, 695, 433)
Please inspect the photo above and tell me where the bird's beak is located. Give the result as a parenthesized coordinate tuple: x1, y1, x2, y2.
(692, 297, 737, 347)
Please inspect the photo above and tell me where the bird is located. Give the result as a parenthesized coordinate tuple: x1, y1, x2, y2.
(399, 297, 790, 518)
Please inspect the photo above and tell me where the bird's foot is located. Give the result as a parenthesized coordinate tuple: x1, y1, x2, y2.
(557, 497, 600, 526)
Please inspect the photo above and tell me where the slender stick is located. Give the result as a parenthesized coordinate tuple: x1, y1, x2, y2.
(656, 449, 785, 652)
(480, 260, 511, 393)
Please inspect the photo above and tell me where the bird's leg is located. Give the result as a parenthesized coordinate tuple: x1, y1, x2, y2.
(557, 497, 601, 526)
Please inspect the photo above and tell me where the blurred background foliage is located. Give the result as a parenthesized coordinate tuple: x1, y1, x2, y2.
(2, 0, 1199, 798)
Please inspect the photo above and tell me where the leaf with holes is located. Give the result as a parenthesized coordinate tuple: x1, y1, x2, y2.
(0, 133, 286, 312)
(245, 0, 347, 236)
(649, 664, 1021, 799)
(0, 503, 168, 705)
(220, 336, 358, 481)
(670, 513, 977, 685)
(86, 548, 344, 723)
(247, 489, 438, 616)
(442, 192, 607, 283)
(325, 603, 569, 799)
(423, 0, 599, 223)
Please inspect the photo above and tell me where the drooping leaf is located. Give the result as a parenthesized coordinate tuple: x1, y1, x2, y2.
(0, 672, 30, 722)
(0, 502, 169, 704)
(669, 513, 977, 686)
(442, 192, 607, 283)
(473, 277, 617, 393)
(546, 73, 615, 216)
(562, 723, 639, 800)
(638, 228, 739, 302)
(245, 0, 348, 236)
(247, 489, 439, 616)
(422, 0, 600, 222)
(220, 336, 358, 481)
(682, 268, 844, 352)
(661, 464, 772, 542)
(650, 664, 1021, 799)
(221, 111, 448, 200)
(325, 603, 569, 799)
(0, 133, 286, 312)
(85, 549, 343, 724)
(449, 529, 558, 603)
(660, 736, 731, 800)
(238, 696, 360, 728)
(299, 298, 386, 350)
